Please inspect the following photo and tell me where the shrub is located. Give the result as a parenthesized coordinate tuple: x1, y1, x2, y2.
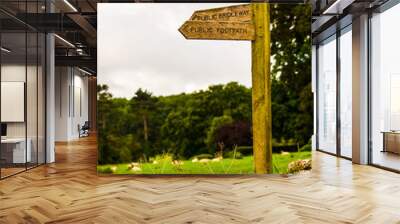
(119, 146, 132, 163)
(224, 151, 243, 159)
(299, 143, 311, 152)
(214, 121, 252, 149)
(205, 115, 234, 149)
(98, 167, 113, 174)
(154, 153, 173, 163)
(236, 146, 253, 155)
(273, 145, 298, 153)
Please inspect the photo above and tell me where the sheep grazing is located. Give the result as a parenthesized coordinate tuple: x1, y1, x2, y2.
(127, 162, 142, 172)
(199, 158, 210, 163)
(212, 157, 223, 162)
(191, 157, 199, 163)
(131, 166, 142, 172)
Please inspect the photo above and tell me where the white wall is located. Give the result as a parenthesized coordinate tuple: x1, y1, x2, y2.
(55, 66, 70, 141)
(1, 63, 46, 164)
(1, 65, 26, 139)
(1, 65, 39, 138)
(55, 67, 89, 141)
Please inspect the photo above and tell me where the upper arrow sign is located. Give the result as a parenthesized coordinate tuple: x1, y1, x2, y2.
(189, 4, 252, 22)
(179, 4, 254, 41)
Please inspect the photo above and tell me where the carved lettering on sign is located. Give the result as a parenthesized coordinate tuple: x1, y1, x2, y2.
(179, 21, 255, 41)
(189, 4, 252, 22)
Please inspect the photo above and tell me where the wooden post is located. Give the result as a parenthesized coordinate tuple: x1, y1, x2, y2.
(178, 3, 272, 174)
(251, 3, 272, 174)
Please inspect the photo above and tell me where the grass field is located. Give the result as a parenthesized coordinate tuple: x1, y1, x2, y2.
(97, 151, 311, 174)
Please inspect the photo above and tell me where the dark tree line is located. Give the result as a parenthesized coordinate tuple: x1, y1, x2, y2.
(98, 4, 312, 164)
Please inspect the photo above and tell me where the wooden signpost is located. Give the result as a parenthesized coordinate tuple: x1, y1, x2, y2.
(179, 3, 272, 174)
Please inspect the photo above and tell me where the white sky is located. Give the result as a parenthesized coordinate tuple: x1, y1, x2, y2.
(98, 3, 251, 98)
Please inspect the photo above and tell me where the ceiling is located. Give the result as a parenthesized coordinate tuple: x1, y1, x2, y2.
(1, 0, 308, 75)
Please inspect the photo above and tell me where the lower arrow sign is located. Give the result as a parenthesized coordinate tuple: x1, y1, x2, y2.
(179, 21, 255, 41)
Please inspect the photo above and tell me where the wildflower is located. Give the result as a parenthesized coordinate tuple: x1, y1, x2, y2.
(172, 160, 184, 165)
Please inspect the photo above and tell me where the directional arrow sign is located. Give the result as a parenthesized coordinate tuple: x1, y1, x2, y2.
(189, 4, 252, 22)
(179, 21, 255, 41)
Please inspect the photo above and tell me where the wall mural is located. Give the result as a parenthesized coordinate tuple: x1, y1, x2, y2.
(97, 3, 312, 175)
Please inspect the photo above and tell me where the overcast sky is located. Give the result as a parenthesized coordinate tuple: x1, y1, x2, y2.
(98, 3, 251, 98)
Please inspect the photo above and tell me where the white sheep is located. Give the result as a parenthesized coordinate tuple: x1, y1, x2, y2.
(199, 158, 210, 163)
(131, 166, 142, 172)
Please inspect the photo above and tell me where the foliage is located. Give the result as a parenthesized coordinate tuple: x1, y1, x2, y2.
(97, 166, 113, 174)
(205, 115, 234, 152)
(98, 82, 253, 163)
(236, 146, 253, 155)
(129, 89, 157, 142)
(224, 151, 243, 159)
(270, 4, 312, 145)
(299, 143, 312, 152)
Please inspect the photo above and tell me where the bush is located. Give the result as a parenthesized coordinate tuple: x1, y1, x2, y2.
(153, 153, 173, 163)
(273, 145, 298, 153)
(98, 167, 113, 174)
(224, 151, 243, 159)
(214, 121, 252, 149)
(299, 143, 311, 152)
(205, 115, 234, 149)
(236, 146, 253, 155)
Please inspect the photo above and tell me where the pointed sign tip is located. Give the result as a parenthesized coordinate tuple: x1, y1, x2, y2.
(178, 23, 188, 39)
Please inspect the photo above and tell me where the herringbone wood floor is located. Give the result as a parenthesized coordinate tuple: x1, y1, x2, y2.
(1, 136, 400, 223)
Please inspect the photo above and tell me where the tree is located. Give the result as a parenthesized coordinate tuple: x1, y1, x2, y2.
(130, 89, 157, 142)
(270, 4, 312, 145)
(97, 84, 113, 131)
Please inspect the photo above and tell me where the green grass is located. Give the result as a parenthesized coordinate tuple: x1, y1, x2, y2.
(97, 151, 311, 175)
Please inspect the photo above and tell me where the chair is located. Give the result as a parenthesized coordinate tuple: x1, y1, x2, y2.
(79, 121, 90, 138)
